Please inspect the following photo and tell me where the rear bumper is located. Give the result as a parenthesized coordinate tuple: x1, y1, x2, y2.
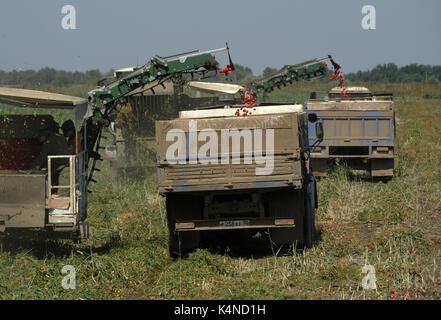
(175, 217, 295, 232)
(310, 144, 394, 159)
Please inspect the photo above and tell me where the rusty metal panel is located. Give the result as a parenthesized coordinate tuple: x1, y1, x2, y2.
(0, 172, 46, 228)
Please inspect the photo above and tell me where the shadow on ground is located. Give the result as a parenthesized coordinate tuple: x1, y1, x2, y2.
(315, 161, 396, 184)
(316, 171, 393, 184)
(194, 227, 323, 259)
(0, 229, 121, 260)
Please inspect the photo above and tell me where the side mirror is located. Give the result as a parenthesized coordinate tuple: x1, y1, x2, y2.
(315, 122, 324, 141)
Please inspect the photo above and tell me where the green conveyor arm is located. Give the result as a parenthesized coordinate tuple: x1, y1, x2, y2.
(250, 56, 333, 93)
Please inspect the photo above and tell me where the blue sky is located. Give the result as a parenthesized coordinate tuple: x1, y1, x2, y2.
(0, 0, 440, 74)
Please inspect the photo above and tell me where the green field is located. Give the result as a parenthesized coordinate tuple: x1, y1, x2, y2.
(0, 82, 440, 300)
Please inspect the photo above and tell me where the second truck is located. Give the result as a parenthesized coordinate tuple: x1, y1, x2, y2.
(305, 86, 395, 178)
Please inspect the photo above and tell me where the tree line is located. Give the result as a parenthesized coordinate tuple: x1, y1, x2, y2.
(344, 63, 441, 83)
(0, 63, 440, 87)
(0, 68, 111, 87)
(204, 63, 441, 84)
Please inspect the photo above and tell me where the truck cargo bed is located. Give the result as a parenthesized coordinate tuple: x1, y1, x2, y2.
(156, 111, 308, 193)
(306, 99, 395, 177)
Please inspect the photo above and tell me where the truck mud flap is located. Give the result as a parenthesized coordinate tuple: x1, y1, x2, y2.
(371, 158, 394, 177)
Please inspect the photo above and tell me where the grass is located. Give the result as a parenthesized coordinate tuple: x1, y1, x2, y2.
(0, 82, 440, 300)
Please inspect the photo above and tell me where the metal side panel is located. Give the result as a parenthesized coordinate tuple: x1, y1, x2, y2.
(155, 113, 304, 193)
(307, 109, 394, 147)
(0, 172, 46, 228)
(158, 155, 303, 193)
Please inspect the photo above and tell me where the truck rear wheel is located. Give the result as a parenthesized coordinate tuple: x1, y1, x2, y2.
(303, 190, 315, 248)
(311, 158, 328, 177)
(304, 176, 317, 248)
(267, 182, 316, 249)
(267, 189, 304, 247)
(165, 194, 203, 258)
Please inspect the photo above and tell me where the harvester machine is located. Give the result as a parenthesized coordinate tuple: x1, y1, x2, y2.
(0, 44, 235, 236)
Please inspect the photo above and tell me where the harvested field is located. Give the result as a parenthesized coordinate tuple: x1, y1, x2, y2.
(0, 83, 440, 300)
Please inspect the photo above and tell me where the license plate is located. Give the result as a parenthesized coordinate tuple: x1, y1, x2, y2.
(219, 220, 250, 227)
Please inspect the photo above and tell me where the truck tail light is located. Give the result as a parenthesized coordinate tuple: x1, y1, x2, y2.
(274, 219, 295, 226)
(175, 222, 195, 230)
(376, 147, 389, 153)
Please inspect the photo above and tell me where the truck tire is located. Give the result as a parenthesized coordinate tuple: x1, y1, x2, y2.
(166, 194, 203, 258)
(304, 191, 315, 248)
(304, 176, 316, 248)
